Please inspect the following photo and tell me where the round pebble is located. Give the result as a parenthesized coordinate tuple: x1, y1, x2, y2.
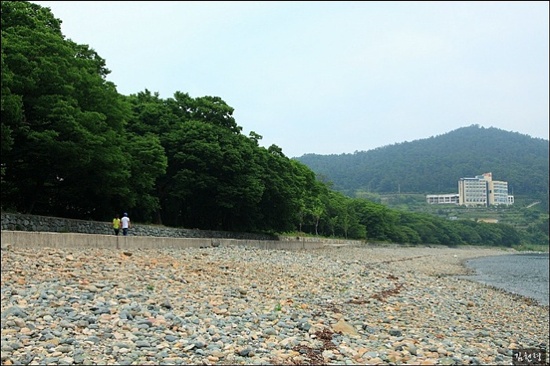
(1, 245, 548, 365)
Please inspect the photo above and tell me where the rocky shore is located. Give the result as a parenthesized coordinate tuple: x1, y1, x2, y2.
(1, 244, 548, 365)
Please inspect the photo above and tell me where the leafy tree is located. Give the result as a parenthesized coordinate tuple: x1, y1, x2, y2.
(352, 199, 398, 241)
(455, 220, 483, 244)
(123, 132, 167, 223)
(1, 1, 132, 218)
(309, 198, 325, 236)
(254, 148, 312, 233)
(391, 225, 421, 244)
(495, 223, 521, 247)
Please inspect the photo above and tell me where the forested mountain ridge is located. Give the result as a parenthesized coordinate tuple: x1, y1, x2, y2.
(296, 125, 549, 204)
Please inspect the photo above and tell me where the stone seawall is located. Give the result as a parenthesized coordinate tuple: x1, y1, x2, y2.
(0, 213, 364, 247)
(0, 231, 332, 251)
(0, 213, 275, 240)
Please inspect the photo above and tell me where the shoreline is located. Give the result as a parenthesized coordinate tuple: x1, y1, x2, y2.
(2, 245, 548, 365)
(457, 251, 549, 308)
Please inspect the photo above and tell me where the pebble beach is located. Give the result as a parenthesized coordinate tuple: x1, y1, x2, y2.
(1, 244, 548, 365)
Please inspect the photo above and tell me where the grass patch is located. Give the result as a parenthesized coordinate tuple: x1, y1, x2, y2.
(512, 244, 549, 252)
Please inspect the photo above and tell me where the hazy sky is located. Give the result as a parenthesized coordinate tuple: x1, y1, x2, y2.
(32, 1, 549, 158)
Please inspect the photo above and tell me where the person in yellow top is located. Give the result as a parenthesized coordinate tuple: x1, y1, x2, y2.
(112, 214, 121, 235)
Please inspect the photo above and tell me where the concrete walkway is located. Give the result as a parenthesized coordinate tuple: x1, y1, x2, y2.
(0, 231, 334, 251)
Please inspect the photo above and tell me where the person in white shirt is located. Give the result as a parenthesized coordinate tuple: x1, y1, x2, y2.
(121, 212, 131, 236)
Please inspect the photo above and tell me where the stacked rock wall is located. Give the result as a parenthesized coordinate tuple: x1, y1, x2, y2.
(1, 213, 364, 246)
(0, 213, 275, 240)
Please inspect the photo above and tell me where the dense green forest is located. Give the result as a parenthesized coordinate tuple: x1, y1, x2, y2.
(1, 1, 548, 247)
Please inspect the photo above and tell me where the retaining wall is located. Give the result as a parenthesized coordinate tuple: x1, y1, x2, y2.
(0, 231, 329, 251)
(0, 213, 275, 240)
(1, 213, 363, 249)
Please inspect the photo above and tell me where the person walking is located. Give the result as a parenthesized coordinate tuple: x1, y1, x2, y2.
(121, 212, 131, 236)
(112, 214, 121, 235)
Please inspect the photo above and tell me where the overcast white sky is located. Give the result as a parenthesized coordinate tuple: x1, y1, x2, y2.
(33, 1, 549, 158)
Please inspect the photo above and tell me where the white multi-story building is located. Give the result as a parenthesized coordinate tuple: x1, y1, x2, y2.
(489, 179, 513, 205)
(458, 174, 489, 206)
(427, 172, 513, 206)
(426, 194, 460, 205)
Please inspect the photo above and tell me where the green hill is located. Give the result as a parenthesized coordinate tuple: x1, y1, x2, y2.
(296, 125, 549, 210)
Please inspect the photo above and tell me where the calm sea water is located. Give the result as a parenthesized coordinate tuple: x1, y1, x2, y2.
(462, 253, 549, 306)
